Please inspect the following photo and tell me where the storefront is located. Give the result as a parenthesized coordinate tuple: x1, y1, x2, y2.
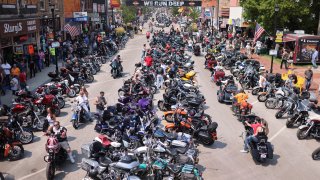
(283, 34, 320, 64)
(0, 19, 40, 64)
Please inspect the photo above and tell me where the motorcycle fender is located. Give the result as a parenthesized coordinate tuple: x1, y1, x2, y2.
(258, 92, 267, 95)
(197, 130, 212, 140)
(71, 113, 78, 121)
(163, 111, 174, 116)
(298, 125, 309, 130)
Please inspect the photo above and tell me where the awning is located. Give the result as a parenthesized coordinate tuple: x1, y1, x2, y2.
(282, 36, 296, 42)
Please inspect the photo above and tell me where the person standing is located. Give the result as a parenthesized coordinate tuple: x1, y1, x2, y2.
(39, 50, 45, 70)
(1, 62, 11, 90)
(311, 48, 318, 69)
(246, 43, 252, 59)
(141, 44, 146, 62)
(10, 75, 19, 95)
(94, 91, 107, 117)
(34, 52, 41, 72)
(280, 48, 289, 69)
(19, 71, 27, 90)
(304, 67, 313, 91)
(155, 64, 164, 89)
(29, 59, 36, 78)
(10, 64, 20, 77)
(0, 67, 5, 95)
(45, 49, 50, 67)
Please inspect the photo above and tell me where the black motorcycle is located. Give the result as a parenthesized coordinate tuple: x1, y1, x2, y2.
(297, 119, 320, 140)
(7, 116, 34, 144)
(110, 60, 122, 79)
(286, 100, 310, 128)
(312, 147, 320, 160)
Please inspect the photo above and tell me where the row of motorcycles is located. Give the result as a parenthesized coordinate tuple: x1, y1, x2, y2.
(43, 35, 130, 180)
(79, 31, 212, 179)
(209, 45, 320, 161)
(205, 50, 274, 163)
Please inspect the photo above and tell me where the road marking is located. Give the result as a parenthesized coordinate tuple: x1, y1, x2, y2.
(17, 167, 46, 180)
(269, 126, 286, 142)
(251, 100, 259, 105)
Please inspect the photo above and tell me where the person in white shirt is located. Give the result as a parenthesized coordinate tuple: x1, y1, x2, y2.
(246, 43, 252, 58)
(311, 48, 318, 68)
(1, 62, 11, 88)
(75, 91, 92, 121)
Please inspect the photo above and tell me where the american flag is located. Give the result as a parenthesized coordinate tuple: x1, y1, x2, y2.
(64, 24, 81, 37)
(254, 23, 265, 42)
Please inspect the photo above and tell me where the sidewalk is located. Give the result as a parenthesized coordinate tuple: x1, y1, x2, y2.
(247, 51, 320, 100)
(0, 63, 62, 106)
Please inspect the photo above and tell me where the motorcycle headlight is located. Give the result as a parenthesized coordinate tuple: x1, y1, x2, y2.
(48, 149, 54, 153)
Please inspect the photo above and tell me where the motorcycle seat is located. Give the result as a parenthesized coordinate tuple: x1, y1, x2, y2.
(172, 145, 189, 154)
(163, 132, 178, 140)
(166, 147, 178, 156)
(111, 142, 121, 148)
(167, 164, 182, 174)
(99, 156, 112, 167)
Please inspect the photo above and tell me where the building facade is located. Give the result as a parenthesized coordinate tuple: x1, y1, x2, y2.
(0, 0, 63, 64)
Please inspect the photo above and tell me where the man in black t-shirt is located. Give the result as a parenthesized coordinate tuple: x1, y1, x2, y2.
(50, 121, 75, 163)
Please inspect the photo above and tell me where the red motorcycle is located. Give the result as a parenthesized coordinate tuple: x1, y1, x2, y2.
(0, 125, 24, 161)
(45, 80, 76, 98)
(36, 86, 65, 109)
(33, 94, 61, 117)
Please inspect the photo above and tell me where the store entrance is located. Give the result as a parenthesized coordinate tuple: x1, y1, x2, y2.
(2, 47, 14, 64)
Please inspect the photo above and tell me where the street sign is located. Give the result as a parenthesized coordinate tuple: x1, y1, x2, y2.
(51, 41, 60, 48)
(269, 49, 277, 56)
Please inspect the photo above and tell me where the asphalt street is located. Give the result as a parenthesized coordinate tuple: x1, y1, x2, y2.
(0, 24, 319, 180)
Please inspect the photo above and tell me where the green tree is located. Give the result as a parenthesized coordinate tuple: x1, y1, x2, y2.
(121, 5, 137, 24)
(171, 7, 180, 16)
(188, 7, 201, 22)
(241, 0, 320, 34)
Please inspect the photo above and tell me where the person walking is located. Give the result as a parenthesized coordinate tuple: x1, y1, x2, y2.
(304, 67, 313, 91)
(29, 59, 36, 78)
(280, 48, 289, 69)
(94, 91, 107, 117)
(311, 48, 318, 69)
(19, 71, 27, 90)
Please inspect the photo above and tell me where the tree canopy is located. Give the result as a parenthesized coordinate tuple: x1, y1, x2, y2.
(240, 0, 320, 34)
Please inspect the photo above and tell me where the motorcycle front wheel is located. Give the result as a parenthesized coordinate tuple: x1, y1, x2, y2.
(265, 98, 277, 109)
(46, 162, 56, 180)
(72, 118, 79, 129)
(297, 127, 309, 140)
(58, 98, 66, 109)
(67, 89, 76, 98)
(18, 130, 34, 144)
(312, 147, 320, 160)
(258, 94, 267, 102)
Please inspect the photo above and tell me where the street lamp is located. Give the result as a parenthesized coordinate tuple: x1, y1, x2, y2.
(49, 3, 59, 74)
(270, 3, 279, 73)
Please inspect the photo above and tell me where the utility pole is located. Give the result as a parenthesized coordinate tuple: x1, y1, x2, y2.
(318, 11, 320, 35)
(216, 0, 219, 31)
(105, 0, 109, 26)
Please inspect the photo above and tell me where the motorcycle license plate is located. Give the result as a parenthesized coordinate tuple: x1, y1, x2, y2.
(260, 154, 267, 158)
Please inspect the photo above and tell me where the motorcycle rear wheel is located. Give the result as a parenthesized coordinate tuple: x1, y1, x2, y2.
(251, 88, 259, 95)
(58, 98, 66, 109)
(275, 110, 284, 119)
(312, 147, 320, 160)
(199, 136, 214, 146)
(46, 163, 56, 180)
(86, 75, 94, 83)
(8, 144, 24, 161)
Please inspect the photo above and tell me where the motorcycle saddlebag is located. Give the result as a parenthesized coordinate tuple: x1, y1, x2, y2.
(176, 154, 193, 165)
(81, 158, 99, 173)
(81, 143, 92, 159)
(207, 122, 218, 132)
(181, 172, 196, 180)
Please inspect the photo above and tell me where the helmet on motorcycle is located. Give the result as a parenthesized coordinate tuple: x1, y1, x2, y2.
(188, 109, 196, 117)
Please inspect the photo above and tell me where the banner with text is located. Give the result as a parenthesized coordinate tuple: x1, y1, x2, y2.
(126, 0, 202, 7)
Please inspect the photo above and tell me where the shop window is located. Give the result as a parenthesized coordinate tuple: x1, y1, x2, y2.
(40, 0, 45, 10)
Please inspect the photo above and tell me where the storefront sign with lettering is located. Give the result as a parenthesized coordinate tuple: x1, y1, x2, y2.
(0, 19, 40, 38)
(126, 0, 202, 7)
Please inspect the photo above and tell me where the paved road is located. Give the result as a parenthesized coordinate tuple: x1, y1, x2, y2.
(1, 25, 319, 180)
